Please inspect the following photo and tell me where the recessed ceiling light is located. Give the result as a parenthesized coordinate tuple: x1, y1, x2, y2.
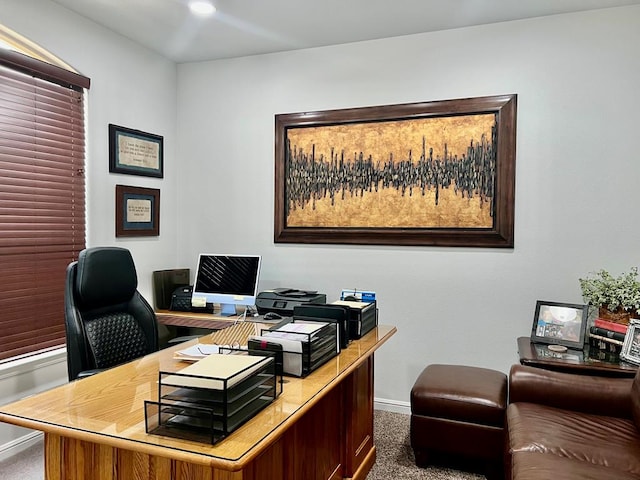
(189, 1, 216, 17)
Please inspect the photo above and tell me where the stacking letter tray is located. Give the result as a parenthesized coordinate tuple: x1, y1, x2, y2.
(248, 320, 339, 378)
(144, 350, 280, 444)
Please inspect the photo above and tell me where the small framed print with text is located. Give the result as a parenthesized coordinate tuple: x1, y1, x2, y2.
(115, 185, 159, 237)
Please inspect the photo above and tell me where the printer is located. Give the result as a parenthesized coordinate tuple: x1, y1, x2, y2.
(255, 288, 327, 316)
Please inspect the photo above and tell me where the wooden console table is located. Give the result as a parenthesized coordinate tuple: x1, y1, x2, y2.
(0, 325, 396, 480)
(517, 336, 637, 378)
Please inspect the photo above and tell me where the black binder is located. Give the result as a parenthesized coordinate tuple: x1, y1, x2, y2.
(292, 304, 350, 350)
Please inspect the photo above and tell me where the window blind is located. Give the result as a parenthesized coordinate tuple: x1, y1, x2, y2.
(0, 50, 89, 361)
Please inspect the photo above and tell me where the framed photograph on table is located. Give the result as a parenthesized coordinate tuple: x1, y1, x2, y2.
(621, 319, 640, 365)
(115, 185, 160, 237)
(530, 300, 588, 350)
(109, 124, 163, 178)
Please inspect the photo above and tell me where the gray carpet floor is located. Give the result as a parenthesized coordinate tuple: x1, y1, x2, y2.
(0, 440, 42, 480)
(0, 411, 484, 479)
(367, 410, 485, 480)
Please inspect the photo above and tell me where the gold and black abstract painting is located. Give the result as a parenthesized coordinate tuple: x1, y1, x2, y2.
(275, 94, 516, 247)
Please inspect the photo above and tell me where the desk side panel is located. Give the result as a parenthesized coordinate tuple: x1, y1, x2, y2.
(343, 355, 374, 477)
(283, 385, 343, 480)
(243, 436, 284, 480)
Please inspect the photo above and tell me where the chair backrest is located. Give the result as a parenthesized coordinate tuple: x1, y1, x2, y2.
(64, 247, 159, 381)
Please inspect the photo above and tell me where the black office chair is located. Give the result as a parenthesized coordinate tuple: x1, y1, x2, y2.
(64, 246, 159, 381)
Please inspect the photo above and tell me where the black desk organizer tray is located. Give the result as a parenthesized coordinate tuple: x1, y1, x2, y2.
(331, 300, 378, 339)
(251, 320, 338, 378)
(144, 349, 281, 445)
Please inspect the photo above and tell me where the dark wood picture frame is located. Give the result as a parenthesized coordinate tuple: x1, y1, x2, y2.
(115, 185, 160, 237)
(109, 124, 164, 178)
(274, 94, 517, 247)
(530, 300, 589, 350)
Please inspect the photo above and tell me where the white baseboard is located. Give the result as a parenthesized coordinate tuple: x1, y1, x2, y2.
(374, 397, 411, 415)
(0, 348, 66, 463)
(0, 431, 43, 463)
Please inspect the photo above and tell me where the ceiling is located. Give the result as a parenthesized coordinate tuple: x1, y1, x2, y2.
(51, 0, 640, 63)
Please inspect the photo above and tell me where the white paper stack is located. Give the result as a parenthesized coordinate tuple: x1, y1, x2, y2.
(163, 353, 271, 390)
(173, 343, 222, 362)
(248, 321, 335, 377)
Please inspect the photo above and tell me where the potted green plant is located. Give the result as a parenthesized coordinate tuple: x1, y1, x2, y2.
(579, 267, 640, 324)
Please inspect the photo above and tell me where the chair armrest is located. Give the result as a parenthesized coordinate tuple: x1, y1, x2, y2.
(509, 364, 634, 418)
(75, 369, 104, 380)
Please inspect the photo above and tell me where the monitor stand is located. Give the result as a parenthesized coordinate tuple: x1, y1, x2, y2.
(219, 303, 237, 317)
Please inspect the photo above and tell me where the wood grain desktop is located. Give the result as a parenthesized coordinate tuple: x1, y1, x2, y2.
(0, 325, 396, 480)
(155, 309, 237, 330)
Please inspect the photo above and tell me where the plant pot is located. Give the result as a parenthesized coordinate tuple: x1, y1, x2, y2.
(598, 306, 633, 325)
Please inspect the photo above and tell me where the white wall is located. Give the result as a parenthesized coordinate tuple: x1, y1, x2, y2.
(1, 0, 178, 449)
(176, 5, 640, 405)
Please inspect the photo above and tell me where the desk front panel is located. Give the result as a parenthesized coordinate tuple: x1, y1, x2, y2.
(0, 325, 396, 472)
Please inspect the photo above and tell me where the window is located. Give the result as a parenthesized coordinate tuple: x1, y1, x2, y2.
(0, 47, 90, 362)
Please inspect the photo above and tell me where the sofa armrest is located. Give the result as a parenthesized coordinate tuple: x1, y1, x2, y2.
(509, 364, 634, 418)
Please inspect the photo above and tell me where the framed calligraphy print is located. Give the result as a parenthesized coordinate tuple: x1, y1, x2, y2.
(109, 124, 163, 178)
(115, 185, 160, 237)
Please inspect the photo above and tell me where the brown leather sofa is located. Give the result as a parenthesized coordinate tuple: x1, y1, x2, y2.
(507, 364, 640, 480)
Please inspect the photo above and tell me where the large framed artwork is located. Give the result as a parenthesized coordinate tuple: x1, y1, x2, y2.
(274, 94, 517, 247)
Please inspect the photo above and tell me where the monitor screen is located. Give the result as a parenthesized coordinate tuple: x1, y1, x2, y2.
(192, 254, 261, 316)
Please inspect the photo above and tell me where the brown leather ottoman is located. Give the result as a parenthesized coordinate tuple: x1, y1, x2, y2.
(410, 364, 507, 479)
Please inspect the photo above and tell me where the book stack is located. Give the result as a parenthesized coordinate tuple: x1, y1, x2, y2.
(588, 318, 628, 355)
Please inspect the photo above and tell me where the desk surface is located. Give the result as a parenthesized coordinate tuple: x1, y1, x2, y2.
(517, 336, 637, 378)
(155, 309, 283, 331)
(155, 309, 238, 330)
(0, 325, 396, 471)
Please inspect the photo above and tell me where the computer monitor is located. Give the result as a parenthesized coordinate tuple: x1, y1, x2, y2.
(192, 254, 261, 316)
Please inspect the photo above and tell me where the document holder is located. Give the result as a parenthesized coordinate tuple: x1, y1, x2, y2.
(247, 339, 284, 377)
(331, 300, 378, 339)
(144, 349, 280, 444)
(293, 304, 350, 350)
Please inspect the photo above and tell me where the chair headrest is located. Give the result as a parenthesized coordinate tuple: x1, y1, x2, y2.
(76, 247, 138, 308)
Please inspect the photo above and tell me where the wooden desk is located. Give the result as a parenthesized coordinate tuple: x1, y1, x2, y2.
(0, 325, 396, 480)
(155, 309, 237, 330)
(517, 336, 637, 378)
